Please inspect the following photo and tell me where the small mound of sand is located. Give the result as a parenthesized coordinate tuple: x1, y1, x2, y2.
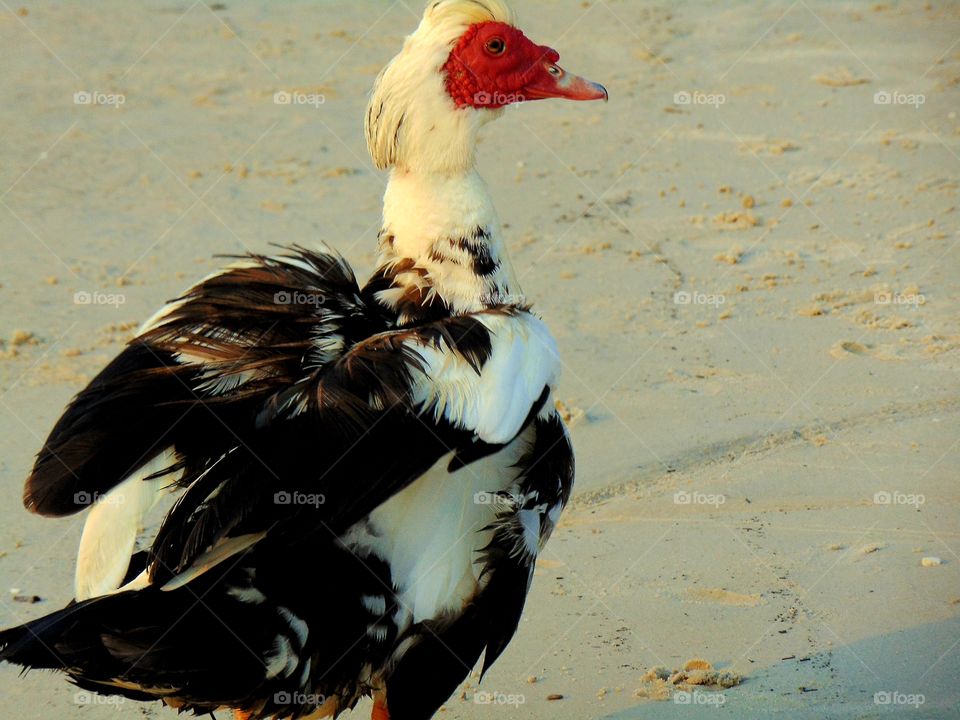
(635, 659, 743, 701)
(813, 67, 870, 87)
(555, 399, 586, 427)
(10, 329, 36, 346)
(797, 304, 826, 317)
(713, 211, 759, 230)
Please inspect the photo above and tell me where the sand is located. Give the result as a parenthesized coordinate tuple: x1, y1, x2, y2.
(1, 1, 958, 718)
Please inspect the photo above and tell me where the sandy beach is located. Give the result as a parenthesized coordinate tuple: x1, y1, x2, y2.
(1, 1, 958, 718)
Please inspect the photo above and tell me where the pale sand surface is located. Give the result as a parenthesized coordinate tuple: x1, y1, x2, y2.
(1, 1, 958, 718)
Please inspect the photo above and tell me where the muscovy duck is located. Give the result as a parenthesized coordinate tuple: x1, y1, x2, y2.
(0, 1, 606, 718)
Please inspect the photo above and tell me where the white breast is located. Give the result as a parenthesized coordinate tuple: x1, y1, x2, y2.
(343, 429, 532, 631)
(409, 311, 561, 445)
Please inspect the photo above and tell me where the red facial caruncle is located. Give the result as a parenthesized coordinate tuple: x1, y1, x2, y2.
(443, 21, 607, 110)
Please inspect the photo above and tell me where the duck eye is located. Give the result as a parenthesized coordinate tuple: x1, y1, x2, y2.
(484, 38, 506, 56)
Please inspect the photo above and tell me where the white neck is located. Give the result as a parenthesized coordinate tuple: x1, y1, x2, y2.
(372, 166, 521, 321)
(363, 0, 525, 321)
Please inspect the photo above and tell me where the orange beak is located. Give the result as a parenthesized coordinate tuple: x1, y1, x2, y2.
(520, 60, 608, 102)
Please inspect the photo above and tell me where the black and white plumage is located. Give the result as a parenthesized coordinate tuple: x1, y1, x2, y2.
(0, 1, 605, 718)
(3, 246, 571, 717)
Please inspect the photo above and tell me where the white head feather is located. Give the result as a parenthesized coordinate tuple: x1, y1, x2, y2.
(365, 0, 516, 174)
